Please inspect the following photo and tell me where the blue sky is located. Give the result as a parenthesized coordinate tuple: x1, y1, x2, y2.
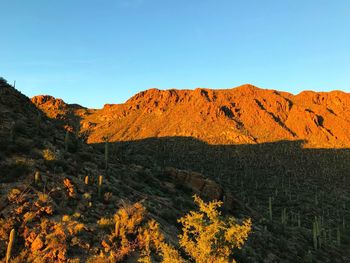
(1, 0, 349, 108)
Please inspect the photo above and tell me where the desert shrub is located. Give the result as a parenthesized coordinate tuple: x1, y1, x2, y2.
(97, 202, 146, 261)
(0, 218, 16, 259)
(137, 219, 184, 263)
(63, 178, 76, 198)
(42, 148, 68, 170)
(99, 196, 252, 263)
(43, 148, 58, 161)
(7, 188, 22, 202)
(97, 217, 114, 229)
(0, 218, 15, 241)
(177, 195, 252, 263)
(26, 217, 86, 262)
(97, 202, 179, 262)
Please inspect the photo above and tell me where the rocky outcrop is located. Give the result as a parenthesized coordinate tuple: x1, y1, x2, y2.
(163, 167, 260, 217)
(164, 167, 223, 201)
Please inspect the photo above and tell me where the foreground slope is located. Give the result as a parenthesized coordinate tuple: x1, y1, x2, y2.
(33, 84, 350, 148)
(31, 84, 350, 262)
(3, 78, 244, 261)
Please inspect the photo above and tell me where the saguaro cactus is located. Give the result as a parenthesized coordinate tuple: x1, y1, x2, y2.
(105, 140, 109, 170)
(313, 221, 318, 250)
(6, 229, 15, 263)
(312, 217, 322, 250)
(315, 192, 318, 206)
(9, 121, 15, 143)
(34, 171, 41, 185)
(35, 112, 42, 131)
(115, 217, 120, 237)
(98, 175, 103, 199)
(84, 175, 89, 185)
(336, 227, 341, 246)
(281, 208, 287, 225)
(268, 197, 272, 221)
(65, 130, 70, 152)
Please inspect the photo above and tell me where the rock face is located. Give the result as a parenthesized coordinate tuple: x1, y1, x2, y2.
(164, 167, 223, 201)
(32, 84, 350, 148)
(163, 167, 256, 215)
(32, 95, 87, 131)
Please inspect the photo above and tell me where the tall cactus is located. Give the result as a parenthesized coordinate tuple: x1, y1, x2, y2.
(115, 217, 120, 237)
(312, 217, 322, 250)
(6, 229, 15, 263)
(98, 175, 103, 199)
(35, 112, 41, 131)
(281, 208, 287, 225)
(65, 130, 70, 152)
(312, 221, 318, 250)
(105, 140, 109, 170)
(34, 171, 41, 185)
(9, 121, 15, 143)
(84, 175, 89, 185)
(268, 197, 272, 221)
(315, 192, 318, 206)
(336, 227, 341, 246)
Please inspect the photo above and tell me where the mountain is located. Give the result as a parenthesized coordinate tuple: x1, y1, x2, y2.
(1, 78, 349, 262)
(32, 84, 350, 148)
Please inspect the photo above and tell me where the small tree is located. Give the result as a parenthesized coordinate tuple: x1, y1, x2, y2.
(178, 195, 252, 263)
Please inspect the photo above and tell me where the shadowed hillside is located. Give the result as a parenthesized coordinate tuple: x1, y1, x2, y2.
(1, 78, 349, 262)
(94, 137, 350, 262)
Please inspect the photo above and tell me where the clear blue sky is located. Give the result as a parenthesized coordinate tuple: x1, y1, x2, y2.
(1, 0, 349, 108)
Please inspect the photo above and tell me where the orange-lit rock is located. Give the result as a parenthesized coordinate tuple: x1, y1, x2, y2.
(32, 85, 350, 148)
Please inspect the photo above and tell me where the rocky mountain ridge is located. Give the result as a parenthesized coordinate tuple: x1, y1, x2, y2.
(32, 84, 350, 148)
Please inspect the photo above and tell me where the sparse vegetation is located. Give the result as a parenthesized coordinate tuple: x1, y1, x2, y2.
(1, 77, 349, 262)
(93, 196, 251, 262)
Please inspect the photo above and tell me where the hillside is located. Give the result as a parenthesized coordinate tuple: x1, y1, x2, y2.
(32, 84, 350, 148)
(2, 78, 243, 262)
(1, 78, 349, 262)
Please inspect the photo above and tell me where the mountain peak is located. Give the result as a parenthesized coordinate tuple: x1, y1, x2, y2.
(30, 84, 350, 147)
